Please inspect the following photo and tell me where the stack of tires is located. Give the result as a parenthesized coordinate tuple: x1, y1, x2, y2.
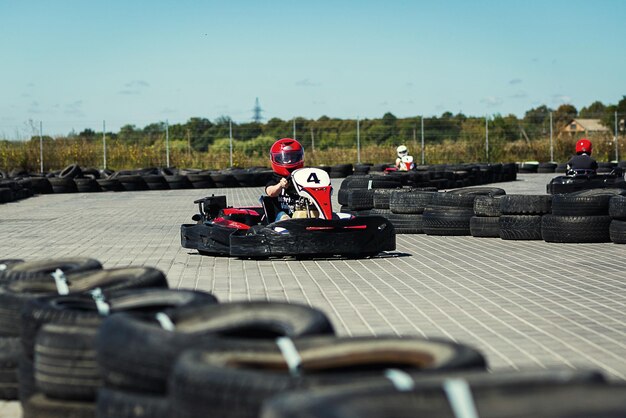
(423, 188, 506, 236)
(609, 195, 626, 243)
(338, 175, 402, 216)
(383, 188, 438, 234)
(499, 195, 552, 240)
(470, 195, 503, 238)
(542, 189, 625, 243)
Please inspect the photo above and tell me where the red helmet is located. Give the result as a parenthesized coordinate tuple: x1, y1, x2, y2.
(270, 138, 304, 176)
(576, 138, 592, 155)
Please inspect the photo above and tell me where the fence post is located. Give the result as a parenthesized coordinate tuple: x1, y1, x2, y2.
(102, 120, 107, 170)
(293, 118, 296, 140)
(421, 116, 425, 164)
(356, 117, 361, 164)
(229, 120, 233, 168)
(39, 121, 43, 174)
(549, 112, 554, 162)
(165, 120, 170, 167)
(485, 116, 489, 162)
(615, 111, 619, 162)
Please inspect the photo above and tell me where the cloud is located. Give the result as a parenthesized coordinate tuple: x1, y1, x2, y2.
(28, 101, 41, 114)
(295, 79, 319, 87)
(405, 82, 414, 87)
(551, 94, 571, 104)
(509, 92, 527, 99)
(481, 96, 503, 107)
(65, 100, 85, 116)
(119, 80, 150, 95)
(509, 78, 522, 85)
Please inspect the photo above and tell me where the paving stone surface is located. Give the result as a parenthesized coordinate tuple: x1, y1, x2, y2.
(1, 173, 625, 416)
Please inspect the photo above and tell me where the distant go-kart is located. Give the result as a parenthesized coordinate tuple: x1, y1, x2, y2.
(180, 167, 396, 258)
(547, 167, 626, 194)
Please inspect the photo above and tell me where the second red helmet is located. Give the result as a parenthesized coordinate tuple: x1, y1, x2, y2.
(270, 138, 304, 176)
(576, 138, 592, 155)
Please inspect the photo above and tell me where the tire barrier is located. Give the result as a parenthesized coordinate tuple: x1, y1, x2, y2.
(0, 256, 622, 416)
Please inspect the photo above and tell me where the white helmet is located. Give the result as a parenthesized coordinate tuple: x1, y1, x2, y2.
(397, 145, 408, 158)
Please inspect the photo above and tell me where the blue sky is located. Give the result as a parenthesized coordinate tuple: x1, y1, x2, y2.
(1, 0, 625, 136)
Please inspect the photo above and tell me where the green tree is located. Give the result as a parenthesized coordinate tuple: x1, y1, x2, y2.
(553, 104, 578, 130)
(579, 101, 606, 118)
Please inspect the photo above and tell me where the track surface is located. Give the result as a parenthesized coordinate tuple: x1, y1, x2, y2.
(1, 173, 624, 416)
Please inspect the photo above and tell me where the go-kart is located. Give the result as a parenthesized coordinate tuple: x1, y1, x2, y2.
(547, 167, 626, 194)
(180, 167, 396, 258)
(384, 155, 415, 173)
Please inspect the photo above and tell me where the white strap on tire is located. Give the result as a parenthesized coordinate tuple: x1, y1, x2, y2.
(384, 368, 415, 391)
(0, 264, 7, 271)
(155, 312, 175, 331)
(89, 288, 110, 316)
(368, 180, 373, 190)
(51, 269, 70, 295)
(443, 378, 480, 418)
(276, 337, 301, 376)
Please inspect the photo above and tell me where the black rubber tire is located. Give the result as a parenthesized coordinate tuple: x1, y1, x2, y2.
(389, 190, 436, 214)
(117, 175, 149, 191)
(48, 177, 78, 193)
(448, 186, 506, 196)
(541, 215, 611, 243)
(261, 374, 621, 418)
(431, 192, 478, 208)
(74, 178, 101, 193)
(499, 215, 543, 240)
(143, 175, 169, 190)
(97, 387, 170, 418)
(473, 195, 502, 217)
(0, 336, 20, 400)
(0, 187, 14, 203)
(34, 324, 99, 400)
(372, 188, 398, 209)
(422, 206, 474, 236)
(0, 259, 24, 281)
(27, 177, 54, 194)
(97, 178, 125, 192)
(609, 195, 626, 219)
(347, 189, 375, 210)
(551, 190, 625, 216)
(18, 354, 36, 402)
(500, 194, 552, 215)
(22, 393, 95, 418)
(470, 216, 500, 238)
(387, 213, 424, 234)
(96, 301, 335, 394)
(341, 176, 401, 190)
(59, 164, 82, 179)
(0, 257, 102, 282)
(21, 288, 217, 360)
(609, 219, 626, 243)
(0, 266, 167, 337)
(170, 336, 486, 418)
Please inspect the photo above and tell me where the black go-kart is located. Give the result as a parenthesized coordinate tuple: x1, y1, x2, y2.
(181, 168, 396, 258)
(547, 167, 626, 194)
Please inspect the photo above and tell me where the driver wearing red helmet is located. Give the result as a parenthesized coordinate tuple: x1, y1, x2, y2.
(566, 138, 598, 172)
(265, 138, 305, 221)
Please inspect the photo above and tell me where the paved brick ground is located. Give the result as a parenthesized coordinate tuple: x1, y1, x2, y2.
(1, 173, 625, 416)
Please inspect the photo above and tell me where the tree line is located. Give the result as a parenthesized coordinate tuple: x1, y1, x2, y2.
(56, 96, 626, 153)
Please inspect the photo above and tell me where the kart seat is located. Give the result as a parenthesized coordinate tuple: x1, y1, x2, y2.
(260, 196, 280, 225)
